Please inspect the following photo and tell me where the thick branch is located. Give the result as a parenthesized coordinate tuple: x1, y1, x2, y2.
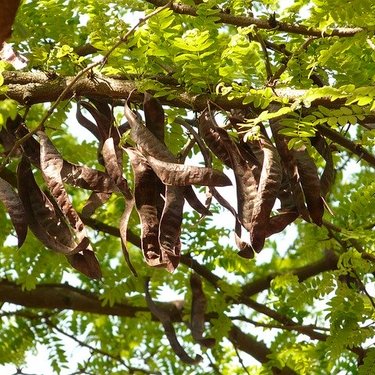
(240, 250, 339, 297)
(146, 0, 362, 38)
(317, 124, 375, 167)
(0, 71, 321, 111)
(4, 71, 375, 170)
(0, 279, 181, 321)
(0, 279, 294, 372)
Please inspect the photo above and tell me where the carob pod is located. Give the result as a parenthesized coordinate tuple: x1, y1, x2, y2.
(199, 110, 257, 257)
(270, 119, 310, 222)
(211, 187, 254, 258)
(125, 96, 229, 271)
(7, 115, 117, 195)
(39, 131, 89, 243)
(17, 156, 76, 255)
(190, 273, 216, 348)
(145, 154, 231, 187)
(311, 133, 335, 197)
(145, 278, 202, 364)
(102, 136, 136, 274)
(0, 176, 27, 247)
(38, 132, 101, 278)
(158, 184, 185, 272)
(126, 148, 165, 268)
(294, 146, 324, 226)
(249, 132, 283, 252)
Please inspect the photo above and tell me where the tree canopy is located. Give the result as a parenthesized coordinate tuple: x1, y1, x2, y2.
(0, 0, 375, 374)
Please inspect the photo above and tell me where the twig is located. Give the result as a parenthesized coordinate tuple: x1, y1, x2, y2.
(317, 124, 375, 168)
(323, 219, 365, 253)
(44, 317, 154, 374)
(231, 315, 329, 333)
(177, 136, 196, 163)
(12, 369, 38, 375)
(254, 32, 273, 83)
(233, 344, 250, 375)
(205, 352, 223, 375)
(353, 271, 375, 311)
(269, 36, 316, 86)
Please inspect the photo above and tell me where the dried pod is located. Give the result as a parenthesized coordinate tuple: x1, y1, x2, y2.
(126, 148, 164, 268)
(119, 198, 137, 277)
(0, 0, 21, 45)
(0, 176, 27, 247)
(67, 247, 102, 280)
(266, 210, 299, 237)
(199, 110, 258, 231)
(124, 102, 174, 162)
(145, 154, 232, 187)
(144, 92, 165, 142)
(159, 185, 185, 272)
(249, 134, 283, 252)
(76, 101, 101, 140)
(62, 162, 118, 193)
(190, 273, 216, 348)
(294, 147, 324, 226)
(145, 279, 202, 364)
(210, 187, 254, 257)
(183, 186, 212, 216)
(17, 156, 76, 254)
(102, 137, 132, 199)
(270, 119, 310, 221)
(39, 131, 89, 241)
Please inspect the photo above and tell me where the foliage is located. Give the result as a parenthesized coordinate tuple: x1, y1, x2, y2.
(0, 0, 375, 374)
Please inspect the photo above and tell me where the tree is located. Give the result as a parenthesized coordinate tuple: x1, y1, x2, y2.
(0, 0, 375, 373)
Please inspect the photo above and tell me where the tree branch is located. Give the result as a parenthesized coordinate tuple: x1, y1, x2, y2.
(3, 71, 375, 171)
(179, 255, 328, 342)
(145, 0, 362, 38)
(2, 71, 300, 110)
(0, 279, 295, 372)
(231, 316, 330, 334)
(0, 279, 181, 321)
(228, 325, 296, 375)
(2, 70, 347, 111)
(240, 250, 338, 297)
(317, 124, 375, 167)
(77, 220, 341, 343)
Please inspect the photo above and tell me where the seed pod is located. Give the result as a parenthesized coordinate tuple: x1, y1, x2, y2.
(190, 273, 216, 348)
(159, 185, 185, 272)
(0, 176, 27, 247)
(311, 133, 335, 197)
(199, 110, 258, 231)
(249, 134, 283, 252)
(126, 148, 164, 268)
(294, 147, 324, 226)
(145, 279, 202, 365)
(270, 119, 310, 221)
